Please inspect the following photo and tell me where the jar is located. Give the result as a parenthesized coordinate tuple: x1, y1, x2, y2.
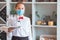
(48, 21, 54, 26)
(36, 20, 42, 25)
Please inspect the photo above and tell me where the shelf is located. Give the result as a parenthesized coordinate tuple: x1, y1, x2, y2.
(0, 5, 6, 11)
(40, 35, 56, 40)
(33, 25, 57, 28)
(0, 2, 57, 4)
(0, 2, 6, 3)
(34, 2, 57, 4)
(36, 0, 57, 2)
(40, 35, 56, 38)
(10, 2, 57, 4)
(10, 2, 32, 4)
(0, 24, 6, 26)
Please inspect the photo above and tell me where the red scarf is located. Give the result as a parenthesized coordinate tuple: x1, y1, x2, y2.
(18, 16, 23, 20)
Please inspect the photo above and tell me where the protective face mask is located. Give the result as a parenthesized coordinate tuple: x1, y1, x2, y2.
(16, 10, 25, 16)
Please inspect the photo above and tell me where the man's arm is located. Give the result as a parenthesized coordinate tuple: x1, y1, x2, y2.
(7, 17, 15, 32)
(8, 27, 15, 32)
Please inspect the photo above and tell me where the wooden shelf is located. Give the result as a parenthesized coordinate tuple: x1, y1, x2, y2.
(40, 35, 56, 40)
(10, 2, 32, 4)
(0, 2, 6, 3)
(34, 2, 57, 4)
(40, 35, 56, 38)
(33, 25, 57, 28)
(0, 5, 6, 11)
(0, 24, 6, 26)
(0, 2, 57, 4)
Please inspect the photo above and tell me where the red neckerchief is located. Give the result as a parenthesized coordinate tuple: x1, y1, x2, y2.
(18, 16, 24, 20)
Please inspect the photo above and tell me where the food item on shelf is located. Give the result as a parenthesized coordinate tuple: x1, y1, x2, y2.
(41, 21, 46, 25)
(36, 20, 46, 25)
(40, 35, 56, 40)
(51, 11, 57, 25)
(41, 37, 56, 40)
(48, 21, 54, 26)
(36, 20, 42, 25)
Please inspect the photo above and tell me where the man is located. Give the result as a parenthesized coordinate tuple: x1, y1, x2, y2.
(7, 2, 32, 40)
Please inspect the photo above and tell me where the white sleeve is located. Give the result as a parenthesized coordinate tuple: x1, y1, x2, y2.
(7, 16, 16, 27)
(7, 17, 13, 26)
(27, 18, 32, 40)
(7, 17, 13, 40)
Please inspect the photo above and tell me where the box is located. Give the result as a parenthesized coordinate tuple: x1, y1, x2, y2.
(40, 35, 56, 40)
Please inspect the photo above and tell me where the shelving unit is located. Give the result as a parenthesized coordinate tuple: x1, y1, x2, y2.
(0, 3, 6, 26)
(0, 2, 6, 3)
(34, 25, 57, 28)
(0, 0, 57, 40)
(34, 2, 57, 4)
(10, 2, 32, 4)
(32, 0, 57, 40)
(40, 35, 56, 40)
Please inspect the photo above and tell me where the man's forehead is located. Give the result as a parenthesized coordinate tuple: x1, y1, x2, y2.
(17, 4, 25, 7)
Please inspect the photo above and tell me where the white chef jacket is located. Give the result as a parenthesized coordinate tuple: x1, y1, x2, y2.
(7, 15, 32, 40)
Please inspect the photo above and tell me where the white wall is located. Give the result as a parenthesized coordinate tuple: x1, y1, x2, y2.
(57, 0, 60, 40)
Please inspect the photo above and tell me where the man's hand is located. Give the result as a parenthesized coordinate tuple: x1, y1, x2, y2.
(8, 27, 15, 32)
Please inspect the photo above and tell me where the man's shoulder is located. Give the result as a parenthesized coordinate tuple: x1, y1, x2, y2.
(24, 16, 30, 19)
(24, 16, 30, 20)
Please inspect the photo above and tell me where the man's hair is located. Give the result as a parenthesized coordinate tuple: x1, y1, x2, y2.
(15, 2, 24, 8)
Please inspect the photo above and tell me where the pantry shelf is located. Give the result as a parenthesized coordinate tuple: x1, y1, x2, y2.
(34, 2, 57, 4)
(10, 2, 32, 4)
(0, 2, 6, 3)
(34, 25, 57, 28)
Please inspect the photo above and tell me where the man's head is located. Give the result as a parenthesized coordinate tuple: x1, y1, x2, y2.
(15, 2, 25, 16)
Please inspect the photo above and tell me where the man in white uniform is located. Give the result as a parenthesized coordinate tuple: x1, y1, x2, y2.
(7, 2, 32, 40)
